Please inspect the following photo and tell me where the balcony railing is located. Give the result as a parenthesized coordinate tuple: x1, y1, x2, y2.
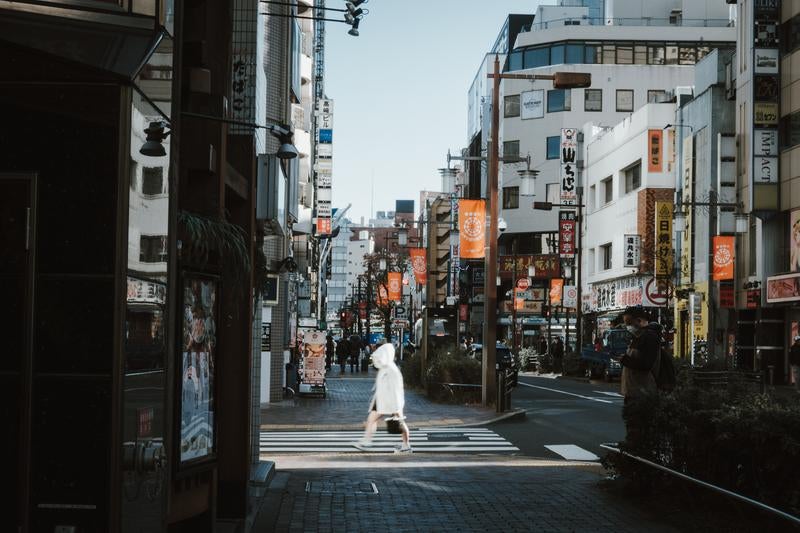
(523, 16, 733, 32)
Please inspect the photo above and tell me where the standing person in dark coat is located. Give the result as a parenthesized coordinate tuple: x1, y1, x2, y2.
(790, 335, 800, 392)
(325, 333, 335, 370)
(349, 335, 361, 373)
(336, 337, 350, 374)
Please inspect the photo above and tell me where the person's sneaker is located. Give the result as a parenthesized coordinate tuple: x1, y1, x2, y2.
(353, 440, 372, 451)
(394, 444, 412, 454)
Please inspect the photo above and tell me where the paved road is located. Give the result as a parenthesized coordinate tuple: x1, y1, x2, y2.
(492, 374, 625, 460)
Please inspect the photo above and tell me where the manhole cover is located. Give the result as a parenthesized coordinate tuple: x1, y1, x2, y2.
(305, 481, 378, 495)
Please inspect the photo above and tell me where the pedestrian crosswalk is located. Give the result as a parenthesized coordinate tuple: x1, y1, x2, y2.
(259, 427, 520, 454)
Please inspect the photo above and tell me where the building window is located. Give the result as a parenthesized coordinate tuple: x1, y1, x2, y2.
(589, 248, 596, 275)
(546, 183, 560, 204)
(601, 242, 613, 270)
(616, 89, 634, 112)
(616, 43, 633, 64)
(602, 177, 613, 204)
(141, 167, 164, 196)
(503, 140, 520, 160)
(547, 89, 571, 112)
(565, 43, 584, 63)
(502, 186, 519, 209)
(524, 47, 549, 69)
(647, 90, 667, 103)
(504, 94, 520, 118)
(623, 162, 641, 193)
(546, 136, 560, 159)
(140, 235, 167, 263)
(551, 44, 565, 65)
(780, 110, 800, 150)
(648, 45, 665, 65)
(589, 184, 596, 211)
(584, 89, 602, 112)
(508, 51, 523, 71)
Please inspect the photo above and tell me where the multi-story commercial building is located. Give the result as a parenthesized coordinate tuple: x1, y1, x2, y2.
(463, 0, 734, 346)
(582, 103, 677, 340)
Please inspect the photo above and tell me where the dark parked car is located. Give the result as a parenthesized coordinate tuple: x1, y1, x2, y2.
(468, 342, 517, 369)
(580, 328, 629, 381)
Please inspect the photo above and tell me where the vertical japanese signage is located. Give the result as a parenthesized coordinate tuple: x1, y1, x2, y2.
(648, 130, 662, 173)
(655, 201, 673, 278)
(459, 199, 486, 258)
(560, 128, 578, 206)
(558, 211, 576, 257)
(751, 0, 781, 211)
(231, 0, 257, 134)
(315, 98, 334, 234)
(623, 235, 641, 268)
(680, 136, 693, 286)
(712, 236, 735, 280)
(301, 330, 326, 386)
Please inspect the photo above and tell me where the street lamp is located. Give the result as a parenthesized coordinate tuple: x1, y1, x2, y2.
(379, 257, 387, 271)
(481, 56, 591, 406)
(517, 168, 539, 197)
(398, 226, 408, 247)
(439, 167, 458, 195)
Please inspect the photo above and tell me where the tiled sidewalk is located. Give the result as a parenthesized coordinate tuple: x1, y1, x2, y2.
(259, 455, 678, 533)
(260, 377, 506, 431)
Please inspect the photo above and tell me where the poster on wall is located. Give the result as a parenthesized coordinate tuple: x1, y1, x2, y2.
(300, 330, 327, 392)
(790, 210, 800, 272)
(521, 89, 544, 119)
(180, 274, 218, 464)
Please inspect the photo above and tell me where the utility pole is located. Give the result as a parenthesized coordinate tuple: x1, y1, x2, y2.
(481, 62, 590, 406)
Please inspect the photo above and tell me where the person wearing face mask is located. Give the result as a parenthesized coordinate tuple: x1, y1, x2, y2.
(354, 343, 412, 453)
(616, 306, 660, 402)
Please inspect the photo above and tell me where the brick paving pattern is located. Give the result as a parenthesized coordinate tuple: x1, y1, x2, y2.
(267, 456, 677, 533)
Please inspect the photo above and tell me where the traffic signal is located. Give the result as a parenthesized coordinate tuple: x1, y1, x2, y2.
(339, 310, 348, 328)
(542, 304, 550, 318)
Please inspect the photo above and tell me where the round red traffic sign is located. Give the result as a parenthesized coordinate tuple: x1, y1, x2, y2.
(516, 278, 530, 290)
(645, 278, 668, 306)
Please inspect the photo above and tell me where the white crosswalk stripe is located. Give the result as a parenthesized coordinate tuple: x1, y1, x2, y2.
(544, 444, 600, 461)
(259, 427, 520, 454)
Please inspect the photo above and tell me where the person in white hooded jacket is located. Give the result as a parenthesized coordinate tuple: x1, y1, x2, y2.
(355, 343, 411, 453)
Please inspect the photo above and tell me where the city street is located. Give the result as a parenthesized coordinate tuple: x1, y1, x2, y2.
(493, 374, 625, 460)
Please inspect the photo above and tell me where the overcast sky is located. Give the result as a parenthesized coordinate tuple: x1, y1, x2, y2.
(326, 0, 544, 223)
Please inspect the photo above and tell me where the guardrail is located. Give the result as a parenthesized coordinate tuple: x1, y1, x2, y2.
(601, 444, 800, 527)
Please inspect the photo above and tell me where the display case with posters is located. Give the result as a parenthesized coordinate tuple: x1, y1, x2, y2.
(177, 273, 218, 468)
(298, 330, 327, 397)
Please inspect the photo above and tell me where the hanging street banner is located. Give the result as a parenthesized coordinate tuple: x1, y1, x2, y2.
(562, 285, 578, 309)
(712, 236, 735, 280)
(623, 234, 641, 268)
(315, 98, 334, 235)
(648, 129, 663, 173)
(387, 272, 403, 302)
(560, 128, 578, 207)
(655, 201, 673, 278)
(376, 283, 389, 307)
(459, 199, 486, 258)
(549, 278, 564, 305)
(558, 211, 576, 257)
(409, 248, 427, 285)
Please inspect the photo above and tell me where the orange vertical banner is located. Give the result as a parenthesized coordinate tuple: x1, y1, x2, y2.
(409, 247, 427, 285)
(459, 199, 486, 259)
(648, 129, 663, 173)
(387, 272, 402, 301)
(376, 284, 388, 307)
(550, 278, 564, 305)
(713, 236, 735, 280)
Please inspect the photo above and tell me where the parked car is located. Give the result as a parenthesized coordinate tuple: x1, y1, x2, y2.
(468, 342, 517, 369)
(580, 328, 630, 381)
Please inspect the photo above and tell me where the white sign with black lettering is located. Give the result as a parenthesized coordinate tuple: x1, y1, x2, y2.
(754, 129, 778, 156)
(521, 89, 544, 120)
(754, 156, 778, 183)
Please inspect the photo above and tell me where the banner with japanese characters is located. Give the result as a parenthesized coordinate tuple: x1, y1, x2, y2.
(623, 235, 641, 268)
(655, 201, 673, 278)
(409, 248, 427, 285)
(549, 278, 564, 305)
(560, 128, 578, 207)
(459, 199, 486, 258)
(712, 236, 735, 280)
(387, 272, 402, 302)
(648, 130, 663, 173)
(558, 211, 576, 257)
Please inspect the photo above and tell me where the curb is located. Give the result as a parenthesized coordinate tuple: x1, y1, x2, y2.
(441, 408, 526, 428)
(556, 375, 590, 384)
